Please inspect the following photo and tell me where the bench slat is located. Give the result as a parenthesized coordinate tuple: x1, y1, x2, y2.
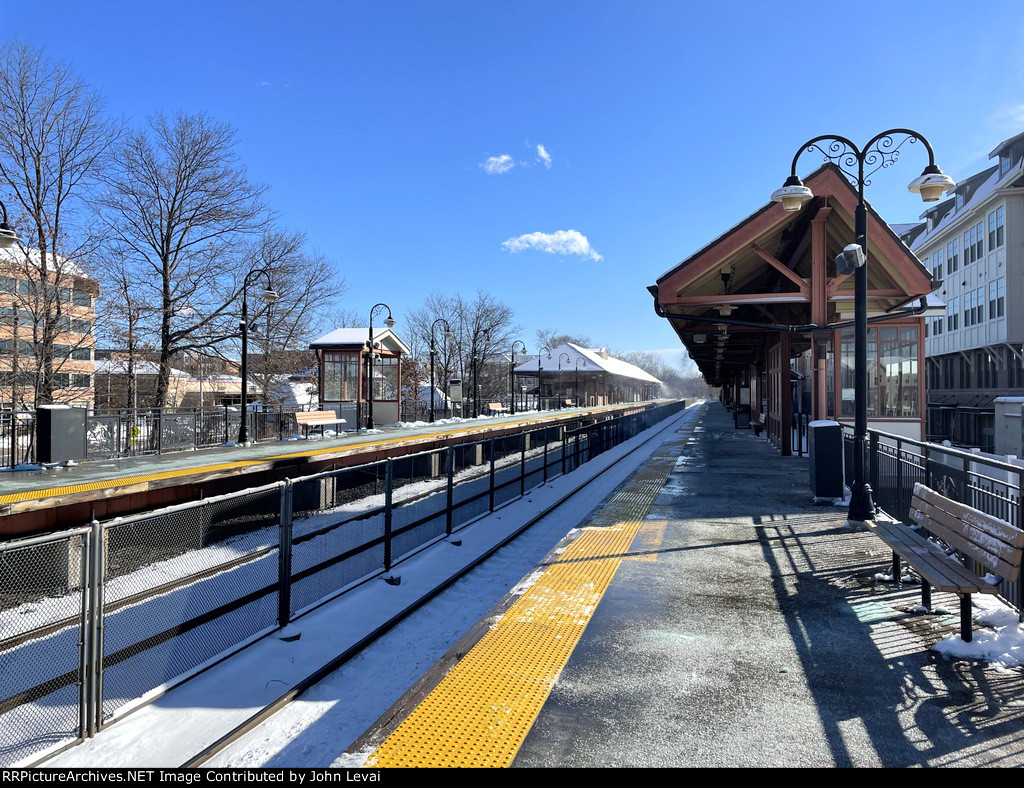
(913, 483, 1024, 548)
(873, 522, 995, 593)
(911, 499, 1022, 582)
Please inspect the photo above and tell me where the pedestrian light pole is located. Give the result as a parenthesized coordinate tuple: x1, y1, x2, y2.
(772, 129, 953, 522)
(366, 303, 395, 430)
(429, 318, 452, 423)
(238, 268, 278, 444)
(538, 346, 550, 411)
(557, 352, 570, 409)
(575, 357, 587, 407)
(509, 340, 527, 415)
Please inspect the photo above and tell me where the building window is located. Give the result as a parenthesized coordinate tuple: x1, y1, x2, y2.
(931, 249, 943, 280)
(71, 290, 92, 308)
(956, 192, 965, 210)
(840, 325, 918, 418)
(322, 352, 360, 401)
(946, 238, 959, 273)
(1001, 153, 1012, 177)
(989, 277, 1005, 318)
(1008, 349, 1024, 388)
(975, 221, 984, 259)
(947, 297, 959, 332)
(368, 355, 400, 401)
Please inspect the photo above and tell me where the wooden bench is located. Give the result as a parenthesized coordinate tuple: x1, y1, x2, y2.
(751, 414, 765, 437)
(294, 410, 347, 437)
(486, 402, 508, 415)
(871, 482, 1024, 642)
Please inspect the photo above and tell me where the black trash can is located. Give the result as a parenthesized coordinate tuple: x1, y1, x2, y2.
(734, 403, 751, 429)
(809, 420, 844, 499)
(36, 405, 87, 464)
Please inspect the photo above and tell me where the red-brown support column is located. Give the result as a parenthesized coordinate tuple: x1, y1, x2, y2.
(811, 203, 831, 422)
(780, 329, 792, 457)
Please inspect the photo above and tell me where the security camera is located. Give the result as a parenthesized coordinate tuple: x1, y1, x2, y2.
(834, 243, 866, 275)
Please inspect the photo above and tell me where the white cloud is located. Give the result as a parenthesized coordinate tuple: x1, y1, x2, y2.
(536, 144, 552, 169)
(501, 230, 602, 262)
(480, 154, 514, 175)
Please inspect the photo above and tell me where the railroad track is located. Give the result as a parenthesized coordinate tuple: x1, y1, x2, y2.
(180, 403, 703, 768)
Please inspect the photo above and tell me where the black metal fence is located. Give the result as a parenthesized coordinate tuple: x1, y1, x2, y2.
(844, 425, 1023, 612)
(0, 411, 36, 467)
(0, 399, 689, 765)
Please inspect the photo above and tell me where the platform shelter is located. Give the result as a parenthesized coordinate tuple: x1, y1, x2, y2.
(310, 327, 410, 429)
(649, 163, 940, 454)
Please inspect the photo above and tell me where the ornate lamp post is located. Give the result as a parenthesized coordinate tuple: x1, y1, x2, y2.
(238, 268, 278, 444)
(538, 346, 550, 410)
(509, 340, 527, 415)
(0, 198, 18, 249)
(429, 317, 453, 422)
(557, 352, 570, 409)
(574, 357, 587, 407)
(366, 302, 395, 430)
(772, 130, 953, 521)
(471, 330, 491, 418)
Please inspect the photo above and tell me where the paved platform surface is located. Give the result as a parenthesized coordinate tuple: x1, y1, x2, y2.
(351, 402, 1024, 768)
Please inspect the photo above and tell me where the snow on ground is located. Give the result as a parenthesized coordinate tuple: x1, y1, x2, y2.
(43, 404, 702, 768)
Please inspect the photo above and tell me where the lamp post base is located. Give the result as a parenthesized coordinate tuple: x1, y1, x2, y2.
(848, 482, 876, 522)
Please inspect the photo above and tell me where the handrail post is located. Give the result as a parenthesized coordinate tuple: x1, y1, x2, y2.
(869, 431, 879, 509)
(88, 516, 104, 736)
(384, 459, 394, 571)
(520, 432, 526, 497)
(278, 480, 293, 627)
(445, 447, 454, 536)
(488, 438, 496, 512)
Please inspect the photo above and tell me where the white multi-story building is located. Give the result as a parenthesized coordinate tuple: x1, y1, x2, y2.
(903, 131, 1024, 450)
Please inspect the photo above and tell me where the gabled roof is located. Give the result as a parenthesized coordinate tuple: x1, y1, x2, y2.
(513, 342, 661, 385)
(309, 326, 411, 355)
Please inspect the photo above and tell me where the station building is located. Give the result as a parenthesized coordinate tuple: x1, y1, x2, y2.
(310, 326, 410, 428)
(513, 343, 661, 407)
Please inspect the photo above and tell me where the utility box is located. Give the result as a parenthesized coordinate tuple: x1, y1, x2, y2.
(809, 420, 844, 499)
(448, 378, 463, 403)
(36, 405, 87, 464)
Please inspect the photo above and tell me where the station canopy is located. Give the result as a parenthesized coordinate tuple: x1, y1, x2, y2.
(648, 163, 938, 387)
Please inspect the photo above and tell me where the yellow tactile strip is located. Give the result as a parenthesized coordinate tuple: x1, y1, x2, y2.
(364, 444, 685, 768)
(0, 404, 629, 507)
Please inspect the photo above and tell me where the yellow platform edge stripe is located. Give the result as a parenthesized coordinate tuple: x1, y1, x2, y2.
(363, 448, 683, 768)
(0, 404, 632, 507)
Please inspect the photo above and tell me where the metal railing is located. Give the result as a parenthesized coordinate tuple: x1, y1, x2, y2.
(844, 425, 1023, 613)
(1, 411, 36, 467)
(0, 399, 689, 765)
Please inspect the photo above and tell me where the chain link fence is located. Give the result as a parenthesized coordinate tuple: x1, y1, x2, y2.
(0, 399, 689, 765)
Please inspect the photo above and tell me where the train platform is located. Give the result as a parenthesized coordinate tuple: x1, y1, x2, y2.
(342, 401, 1024, 768)
(0, 403, 635, 535)
(42, 401, 1024, 768)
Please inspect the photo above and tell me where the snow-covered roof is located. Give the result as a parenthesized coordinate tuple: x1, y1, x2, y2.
(513, 343, 661, 385)
(0, 246, 92, 281)
(310, 327, 411, 355)
(95, 359, 188, 377)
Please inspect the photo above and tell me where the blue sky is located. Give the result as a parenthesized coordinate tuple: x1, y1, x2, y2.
(4, 1, 1024, 366)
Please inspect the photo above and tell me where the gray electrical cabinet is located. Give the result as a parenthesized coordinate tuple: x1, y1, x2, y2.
(809, 420, 844, 499)
(36, 405, 87, 464)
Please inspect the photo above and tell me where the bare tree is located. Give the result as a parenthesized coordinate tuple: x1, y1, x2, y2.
(99, 111, 271, 406)
(535, 328, 593, 351)
(244, 229, 347, 407)
(0, 41, 119, 405)
(406, 290, 519, 414)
